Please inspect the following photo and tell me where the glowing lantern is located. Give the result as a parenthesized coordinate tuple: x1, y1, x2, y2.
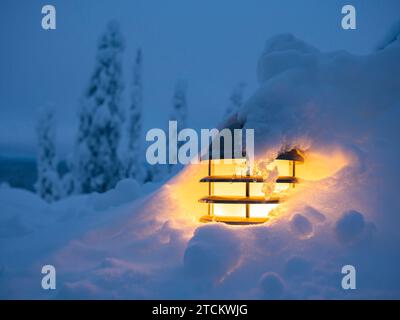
(199, 149, 304, 224)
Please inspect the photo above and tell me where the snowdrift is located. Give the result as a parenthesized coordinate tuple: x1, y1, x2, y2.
(1, 33, 400, 299)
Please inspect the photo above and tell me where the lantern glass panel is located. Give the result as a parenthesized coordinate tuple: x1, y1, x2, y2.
(266, 159, 292, 176)
(250, 183, 264, 197)
(250, 204, 279, 218)
(214, 182, 246, 196)
(213, 203, 246, 218)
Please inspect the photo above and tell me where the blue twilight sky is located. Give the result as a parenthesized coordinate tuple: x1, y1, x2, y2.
(0, 0, 399, 157)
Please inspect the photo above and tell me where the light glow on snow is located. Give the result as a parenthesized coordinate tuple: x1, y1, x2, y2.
(161, 145, 352, 227)
(2, 28, 400, 299)
(296, 149, 350, 181)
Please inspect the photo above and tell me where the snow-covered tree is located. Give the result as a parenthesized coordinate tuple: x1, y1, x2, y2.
(143, 162, 164, 183)
(125, 48, 145, 181)
(75, 21, 125, 194)
(35, 108, 61, 202)
(168, 79, 188, 172)
(224, 82, 246, 117)
(376, 20, 400, 50)
(170, 79, 188, 135)
(60, 155, 76, 197)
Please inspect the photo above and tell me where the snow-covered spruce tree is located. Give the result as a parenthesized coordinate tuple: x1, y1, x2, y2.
(60, 155, 76, 197)
(170, 79, 188, 134)
(224, 82, 246, 117)
(75, 21, 125, 194)
(167, 79, 188, 172)
(125, 48, 145, 181)
(35, 108, 61, 202)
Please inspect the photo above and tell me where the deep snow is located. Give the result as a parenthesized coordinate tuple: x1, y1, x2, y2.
(1, 32, 400, 299)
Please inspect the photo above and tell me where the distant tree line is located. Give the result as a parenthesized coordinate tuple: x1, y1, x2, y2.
(35, 21, 246, 202)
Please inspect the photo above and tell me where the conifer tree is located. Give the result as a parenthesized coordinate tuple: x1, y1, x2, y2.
(75, 21, 125, 193)
(35, 108, 61, 202)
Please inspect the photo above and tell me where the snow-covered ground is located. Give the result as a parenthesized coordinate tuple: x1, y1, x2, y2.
(1, 32, 400, 299)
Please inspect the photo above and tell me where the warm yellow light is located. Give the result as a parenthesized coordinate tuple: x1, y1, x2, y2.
(265, 159, 292, 177)
(162, 147, 351, 228)
(295, 150, 348, 181)
(202, 157, 294, 222)
(210, 158, 247, 176)
(214, 182, 246, 196)
(213, 204, 246, 217)
(250, 182, 291, 197)
(249, 204, 279, 218)
(212, 203, 278, 218)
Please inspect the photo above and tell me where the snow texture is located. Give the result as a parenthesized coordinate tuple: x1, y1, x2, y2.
(1, 32, 400, 299)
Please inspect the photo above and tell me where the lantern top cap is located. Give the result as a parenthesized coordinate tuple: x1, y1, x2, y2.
(202, 148, 304, 162)
(276, 149, 304, 162)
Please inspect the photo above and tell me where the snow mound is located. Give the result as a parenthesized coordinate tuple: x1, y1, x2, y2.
(335, 210, 365, 245)
(59, 258, 150, 299)
(0, 215, 32, 238)
(183, 225, 240, 284)
(284, 256, 312, 279)
(302, 206, 326, 223)
(258, 33, 319, 83)
(259, 272, 285, 299)
(226, 33, 400, 160)
(91, 178, 142, 211)
(290, 214, 313, 239)
(59, 280, 102, 299)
